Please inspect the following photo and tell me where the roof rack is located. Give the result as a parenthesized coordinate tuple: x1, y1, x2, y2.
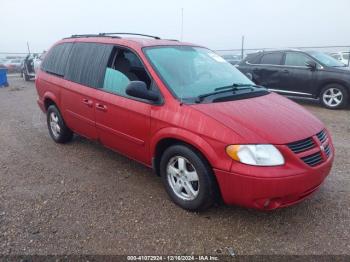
(67, 33, 161, 40)
(68, 34, 121, 39)
(99, 33, 161, 39)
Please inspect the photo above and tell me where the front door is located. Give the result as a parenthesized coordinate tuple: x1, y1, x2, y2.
(94, 47, 156, 165)
(280, 52, 315, 97)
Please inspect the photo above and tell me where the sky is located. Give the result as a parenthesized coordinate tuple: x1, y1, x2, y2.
(1, 0, 350, 53)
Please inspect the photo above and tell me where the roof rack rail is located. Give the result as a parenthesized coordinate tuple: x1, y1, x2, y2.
(99, 33, 161, 39)
(68, 34, 121, 39)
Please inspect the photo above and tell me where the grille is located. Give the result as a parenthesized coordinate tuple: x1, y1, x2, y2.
(317, 129, 327, 143)
(324, 144, 331, 157)
(287, 137, 316, 153)
(301, 152, 323, 167)
(288, 129, 331, 167)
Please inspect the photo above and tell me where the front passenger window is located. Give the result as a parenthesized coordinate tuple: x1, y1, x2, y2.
(284, 53, 311, 67)
(103, 48, 151, 97)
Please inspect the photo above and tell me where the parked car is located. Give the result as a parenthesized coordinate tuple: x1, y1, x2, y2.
(329, 51, 350, 67)
(221, 54, 242, 65)
(4, 58, 23, 73)
(35, 34, 334, 211)
(33, 52, 45, 74)
(21, 53, 45, 81)
(237, 49, 350, 109)
(0, 58, 7, 68)
(21, 54, 37, 81)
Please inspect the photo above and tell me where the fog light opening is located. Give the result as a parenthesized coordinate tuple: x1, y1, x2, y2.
(264, 199, 271, 208)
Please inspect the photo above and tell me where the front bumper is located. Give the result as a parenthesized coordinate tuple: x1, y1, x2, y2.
(214, 152, 334, 210)
(37, 98, 45, 113)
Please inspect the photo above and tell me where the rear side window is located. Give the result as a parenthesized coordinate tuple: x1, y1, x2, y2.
(41, 43, 73, 76)
(245, 53, 261, 64)
(260, 52, 283, 65)
(65, 43, 113, 88)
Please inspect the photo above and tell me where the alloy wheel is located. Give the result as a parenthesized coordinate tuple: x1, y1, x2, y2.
(323, 88, 343, 107)
(49, 112, 61, 138)
(166, 156, 200, 201)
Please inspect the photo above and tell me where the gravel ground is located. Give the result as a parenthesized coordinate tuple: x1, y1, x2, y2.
(0, 76, 349, 256)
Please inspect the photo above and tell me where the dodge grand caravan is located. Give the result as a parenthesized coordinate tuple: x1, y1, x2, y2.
(35, 33, 334, 211)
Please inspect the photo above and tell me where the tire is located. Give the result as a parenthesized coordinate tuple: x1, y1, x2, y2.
(320, 84, 348, 109)
(160, 144, 218, 211)
(22, 69, 30, 81)
(24, 73, 30, 81)
(47, 105, 73, 143)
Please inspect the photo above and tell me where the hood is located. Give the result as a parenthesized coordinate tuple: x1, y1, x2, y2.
(324, 65, 350, 73)
(190, 93, 324, 144)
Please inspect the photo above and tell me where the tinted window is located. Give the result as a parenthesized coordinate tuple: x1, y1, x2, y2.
(65, 43, 113, 88)
(285, 52, 310, 67)
(103, 48, 152, 97)
(260, 53, 283, 65)
(245, 53, 261, 64)
(41, 43, 73, 76)
(331, 54, 340, 60)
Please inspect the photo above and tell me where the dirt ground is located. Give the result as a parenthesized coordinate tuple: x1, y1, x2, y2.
(0, 76, 349, 256)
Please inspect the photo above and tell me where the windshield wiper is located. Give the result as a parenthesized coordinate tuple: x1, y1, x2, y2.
(215, 83, 264, 91)
(196, 83, 265, 103)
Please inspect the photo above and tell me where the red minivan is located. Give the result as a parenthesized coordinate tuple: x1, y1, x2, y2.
(35, 33, 334, 211)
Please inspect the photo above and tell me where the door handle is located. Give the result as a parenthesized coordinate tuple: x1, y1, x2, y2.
(82, 98, 93, 107)
(96, 103, 107, 112)
(282, 69, 289, 74)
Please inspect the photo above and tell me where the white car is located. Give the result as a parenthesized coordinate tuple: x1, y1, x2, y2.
(329, 51, 350, 67)
(22, 53, 45, 81)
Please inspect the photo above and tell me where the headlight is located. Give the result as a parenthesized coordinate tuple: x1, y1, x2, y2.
(226, 144, 285, 166)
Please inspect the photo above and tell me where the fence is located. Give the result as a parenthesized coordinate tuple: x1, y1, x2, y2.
(1, 44, 350, 72)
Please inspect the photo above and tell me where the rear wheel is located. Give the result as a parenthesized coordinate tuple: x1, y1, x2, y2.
(47, 105, 73, 143)
(160, 144, 218, 211)
(320, 84, 348, 109)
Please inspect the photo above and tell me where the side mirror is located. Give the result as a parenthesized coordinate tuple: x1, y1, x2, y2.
(305, 60, 317, 70)
(126, 81, 159, 102)
(245, 72, 253, 80)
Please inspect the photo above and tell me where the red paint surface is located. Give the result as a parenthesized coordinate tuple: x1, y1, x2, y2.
(36, 37, 334, 210)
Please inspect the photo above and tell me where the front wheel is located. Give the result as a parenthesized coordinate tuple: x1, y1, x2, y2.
(320, 84, 348, 109)
(160, 144, 218, 211)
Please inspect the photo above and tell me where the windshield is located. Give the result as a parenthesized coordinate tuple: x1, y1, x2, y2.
(143, 46, 254, 100)
(308, 51, 346, 67)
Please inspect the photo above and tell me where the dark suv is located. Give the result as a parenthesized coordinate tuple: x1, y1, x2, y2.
(237, 50, 350, 109)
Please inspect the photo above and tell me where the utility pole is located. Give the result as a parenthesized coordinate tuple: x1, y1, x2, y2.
(26, 42, 31, 54)
(181, 8, 184, 41)
(241, 36, 245, 59)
